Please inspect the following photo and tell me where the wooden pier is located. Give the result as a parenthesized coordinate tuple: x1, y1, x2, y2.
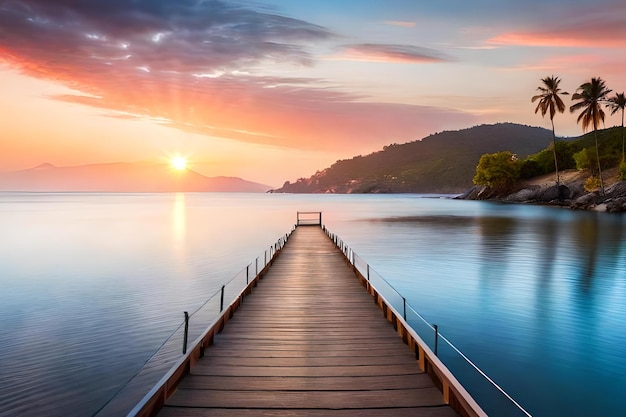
(132, 221, 485, 417)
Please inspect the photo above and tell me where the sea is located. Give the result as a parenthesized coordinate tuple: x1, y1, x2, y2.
(0, 192, 624, 417)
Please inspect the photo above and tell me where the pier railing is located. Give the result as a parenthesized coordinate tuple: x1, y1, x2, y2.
(296, 211, 322, 226)
(324, 226, 533, 417)
(95, 227, 296, 417)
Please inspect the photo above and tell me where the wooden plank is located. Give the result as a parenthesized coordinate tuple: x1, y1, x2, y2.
(159, 407, 459, 417)
(178, 374, 435, 391)
(205, 343, 410, 353)
(190, 364, 421, 378)
(157, 226, 459, 417)
(167, 388, 445, 408)
(194, 355, 417, 367)
(204, 347, 413, 358)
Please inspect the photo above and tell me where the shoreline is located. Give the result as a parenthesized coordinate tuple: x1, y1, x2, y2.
(456, 167, 626, 213)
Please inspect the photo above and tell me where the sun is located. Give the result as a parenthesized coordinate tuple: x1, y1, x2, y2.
(171, 156, 188, 171)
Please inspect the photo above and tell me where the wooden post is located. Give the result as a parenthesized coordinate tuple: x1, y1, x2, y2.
(403, 297, 407, 321)
(246, 265, 249, 284)
(182, 311, 189, 354)
(220, 285, 225, 312)
(434, 324, 439, 356)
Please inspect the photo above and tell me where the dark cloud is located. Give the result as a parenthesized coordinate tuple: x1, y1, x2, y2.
(0, 0, 334, 72)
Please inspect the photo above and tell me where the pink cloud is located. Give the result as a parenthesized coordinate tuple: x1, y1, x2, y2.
(488, 4, 626, 48)
(334, 44, 451, 64)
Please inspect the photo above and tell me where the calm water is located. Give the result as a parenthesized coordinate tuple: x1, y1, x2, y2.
(0, 193, 624, 417)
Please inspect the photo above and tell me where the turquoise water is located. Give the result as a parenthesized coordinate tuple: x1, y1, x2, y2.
(0, 193, 624, 417)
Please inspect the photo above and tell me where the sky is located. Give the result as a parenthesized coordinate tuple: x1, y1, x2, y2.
(1, 0, 625, 186)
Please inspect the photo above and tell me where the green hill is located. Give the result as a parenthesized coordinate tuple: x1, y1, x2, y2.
(519, 126, 625, 179)
(273, 123, 553, 193)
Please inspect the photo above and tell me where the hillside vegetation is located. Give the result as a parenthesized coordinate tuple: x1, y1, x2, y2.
(473, 126, 626, 191)
(273, 123, 553, 193)
(519, 126, 625, 178)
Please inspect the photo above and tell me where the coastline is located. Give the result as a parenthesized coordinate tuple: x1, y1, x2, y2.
(456, 167, 626, 213)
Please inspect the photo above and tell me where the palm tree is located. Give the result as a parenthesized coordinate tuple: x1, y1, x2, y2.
(606, 92, 626, 162)
(532, 76, 568, 185)
(570, 77, 612, 195)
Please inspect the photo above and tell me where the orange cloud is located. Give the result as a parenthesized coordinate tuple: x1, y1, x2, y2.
(496, 54, 604, 72)
(488, 5, 626, 48)
(489, 32, 626, 48)
(383, 21, 416, 28)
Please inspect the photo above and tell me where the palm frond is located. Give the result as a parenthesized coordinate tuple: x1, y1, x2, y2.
(607, 92, 626, 115)
(532, 75, 567, 121)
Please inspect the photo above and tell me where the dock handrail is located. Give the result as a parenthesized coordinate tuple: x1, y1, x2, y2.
(323, 226, 534, 417)
(94, 226, 296, 417)
(297, 211, 322, 226)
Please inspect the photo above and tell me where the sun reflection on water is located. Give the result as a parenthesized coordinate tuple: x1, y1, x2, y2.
(172, 192, 187, 257)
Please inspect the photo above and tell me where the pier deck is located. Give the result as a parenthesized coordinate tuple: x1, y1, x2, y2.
(157, 226, 459, 417)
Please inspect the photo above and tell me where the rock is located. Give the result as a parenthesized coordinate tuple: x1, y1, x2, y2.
(593, 203, 607, 212)
(606, 181, 626, 198)
(455, 185, 483, 200)
(503, 185, 541, 203)
(557, 184, 574, 200)
(503, 183, 573, 203)
(571, 192, 601, 210)
(606, 197, 626, 213)
(537, 184, 560, 202)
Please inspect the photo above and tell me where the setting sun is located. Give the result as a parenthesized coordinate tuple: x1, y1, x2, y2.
(171, 156, 188, 171)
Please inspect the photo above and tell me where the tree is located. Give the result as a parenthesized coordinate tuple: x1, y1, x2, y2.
(473, 151, 521, 189)
(573, 147, 597, 172)
(532, 75, 568, 185)
(570, 77, 612, 195)
(606, 92, 626, 162)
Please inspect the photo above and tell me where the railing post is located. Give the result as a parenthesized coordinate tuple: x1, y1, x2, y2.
(256, 257, 258, 276)
(220, 285, 225, 312)
(264, 250, 267, 267)
(182, 311, 189, 354)
(246, 265, 249, 284)
(434, 324, 439, 356)
(403, 297, 407, 321)
(367, 264, 370, 281)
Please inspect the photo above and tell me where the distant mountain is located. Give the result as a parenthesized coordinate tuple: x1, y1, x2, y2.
(273, 123, 554, 194)
(0, 162, 271, 192)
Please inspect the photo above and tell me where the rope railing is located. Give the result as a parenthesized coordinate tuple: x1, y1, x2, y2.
(323, 226, 533, 417)
(94, 226, 296, 417)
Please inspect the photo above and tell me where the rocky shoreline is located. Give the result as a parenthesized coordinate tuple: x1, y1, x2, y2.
(456, 168, 626, 213)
